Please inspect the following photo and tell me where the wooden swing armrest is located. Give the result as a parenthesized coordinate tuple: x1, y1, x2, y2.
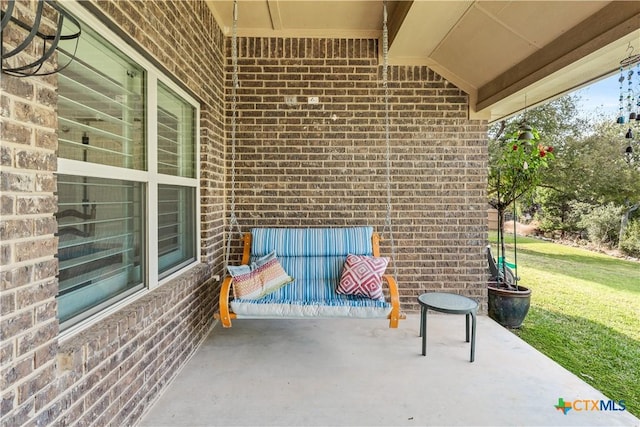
(215, 276, 236, 328)
(382, 274, 404, 328)
(215, 233, 251, 328)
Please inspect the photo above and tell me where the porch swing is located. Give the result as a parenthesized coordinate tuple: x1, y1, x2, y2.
(215, 0, 403, 328)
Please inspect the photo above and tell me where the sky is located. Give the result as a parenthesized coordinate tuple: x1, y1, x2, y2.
(575, 74, 616, 116)
(573, 74, 620, 119)
(571, 69, 640, 124)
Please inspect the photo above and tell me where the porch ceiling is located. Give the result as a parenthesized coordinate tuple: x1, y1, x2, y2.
(206, 0, 640, 122)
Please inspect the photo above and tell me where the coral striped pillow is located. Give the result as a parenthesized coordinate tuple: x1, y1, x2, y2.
(337, 254, 389, 301)
(228, 252, 293, 300)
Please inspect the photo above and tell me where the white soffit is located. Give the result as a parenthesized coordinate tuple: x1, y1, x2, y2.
(206, 1, 640, 120)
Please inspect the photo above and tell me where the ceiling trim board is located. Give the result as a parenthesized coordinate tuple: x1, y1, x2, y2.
(387, 0, 413, 48)
(476, 1, 640, 111)
(207, 1, 229, 35)
(233, 29, 382, 39)
(267, 0, 283, 31)
(486, 30, 640, 122)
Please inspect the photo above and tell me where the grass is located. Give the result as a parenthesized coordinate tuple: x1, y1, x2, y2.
(489, 233, 640, 417)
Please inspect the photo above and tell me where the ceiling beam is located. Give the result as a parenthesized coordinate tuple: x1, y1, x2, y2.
(476, 1, 640, 112)
(267, 0, 283, 31)
(387, 0, 413, 48)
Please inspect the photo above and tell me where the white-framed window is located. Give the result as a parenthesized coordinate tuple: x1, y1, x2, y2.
(56, 3, 200, 332)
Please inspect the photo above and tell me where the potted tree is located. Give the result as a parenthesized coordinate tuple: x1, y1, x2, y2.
(487, 122, 554, 327)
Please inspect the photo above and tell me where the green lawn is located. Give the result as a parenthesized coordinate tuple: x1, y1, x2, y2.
(489, 233, 640, 417)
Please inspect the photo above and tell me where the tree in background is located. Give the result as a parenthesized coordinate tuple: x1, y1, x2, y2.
(489, 94, 640, 256)
(537, 118, 640, 250)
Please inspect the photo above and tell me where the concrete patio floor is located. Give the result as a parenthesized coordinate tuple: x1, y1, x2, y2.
(139, 314, 639, 427)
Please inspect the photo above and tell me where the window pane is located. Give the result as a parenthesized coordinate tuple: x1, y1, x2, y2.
(56, 175, 145, 327)
(57, 22, 145, 170)
(158, 185, 195, 277)
(157, 82, 195, 178)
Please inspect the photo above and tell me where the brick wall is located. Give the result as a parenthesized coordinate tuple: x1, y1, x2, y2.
(1, 1, 225, 425)
(1, 1, 488, 425)
(1, 1, 61, 423)
(227, 38, 489, 311)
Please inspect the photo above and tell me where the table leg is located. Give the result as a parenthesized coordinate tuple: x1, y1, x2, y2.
(470, 310, 477, 363)
(419, 305, 425, 337)
(422, 307, 427, 356)
(465, 312, 470, 343)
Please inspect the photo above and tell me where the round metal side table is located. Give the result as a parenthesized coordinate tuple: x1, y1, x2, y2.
(418, 292, 478, 362)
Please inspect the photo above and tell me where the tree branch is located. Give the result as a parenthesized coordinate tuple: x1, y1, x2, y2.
(495, 120, 507, 140)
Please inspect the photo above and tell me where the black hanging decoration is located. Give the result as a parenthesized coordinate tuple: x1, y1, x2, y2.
(625, 128, 634, 139)
(517, 123, 534, 141)
(1, 0, 81, 77)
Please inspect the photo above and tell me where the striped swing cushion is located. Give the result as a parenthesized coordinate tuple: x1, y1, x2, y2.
(230, 227, 392, 319)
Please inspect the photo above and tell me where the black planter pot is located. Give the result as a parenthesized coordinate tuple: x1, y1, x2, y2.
(487, 284, 531, 328)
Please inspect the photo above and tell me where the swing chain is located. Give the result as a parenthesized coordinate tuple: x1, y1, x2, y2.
(382, 0, 398, 279)
(225, 0, 241, 269)
(224, 1, 397, 277)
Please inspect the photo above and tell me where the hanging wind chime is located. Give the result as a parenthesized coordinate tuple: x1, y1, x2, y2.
(617, 42, 640, 159)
